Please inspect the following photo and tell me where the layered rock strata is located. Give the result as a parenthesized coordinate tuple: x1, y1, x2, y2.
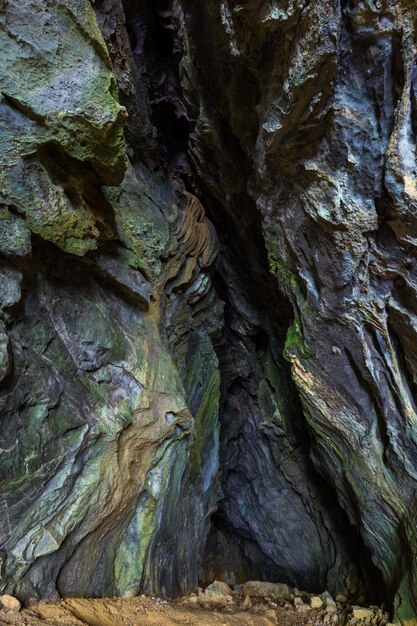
(0, 1, 416, 624)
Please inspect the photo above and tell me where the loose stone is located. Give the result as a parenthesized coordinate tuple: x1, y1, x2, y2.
(241, 595, 252, 610)
(311, 596, 324, 609)
(336, 595, 347, 604)
(0, 595, 21, 612)
(352, 607, 374, 620)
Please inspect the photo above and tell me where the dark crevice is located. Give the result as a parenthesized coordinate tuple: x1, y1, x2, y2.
(104, 0, 393, 607)
(153, 13, 174, 59)
(151, 102, 190, 158)
(197, 179, 386, 600)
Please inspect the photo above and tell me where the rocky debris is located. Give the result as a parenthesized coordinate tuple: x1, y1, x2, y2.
(183, 581, 235, 609)
(0, 595, 21, 611)
(243, 581, 292, 601)
(294, 598, 310, 613)
(177, 581, 392, 626)
(0, 584, 396, 626)
(0, 594, 284, 625)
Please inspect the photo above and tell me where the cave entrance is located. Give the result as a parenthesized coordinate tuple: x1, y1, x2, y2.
(118, 0, 390, 607)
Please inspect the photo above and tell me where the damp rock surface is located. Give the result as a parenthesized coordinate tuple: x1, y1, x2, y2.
(0, 1, 417, 625)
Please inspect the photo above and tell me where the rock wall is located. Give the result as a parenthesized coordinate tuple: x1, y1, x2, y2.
(0, 1, 417, 624)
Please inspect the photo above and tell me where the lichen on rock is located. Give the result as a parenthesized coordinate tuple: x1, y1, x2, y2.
(1, 0, 417, 624)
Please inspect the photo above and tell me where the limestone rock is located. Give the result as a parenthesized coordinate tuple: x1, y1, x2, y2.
(242, 595, 252, 610)
(295, 597, 311, 612)
(205, 581, 233, 597)
(265, 609, 278, 619)
(322, 592, 337, 608)
(0, 595, 21, 611)
(311, 596, 324, 609)
(243, 581, 292, 601)
(336, 595, 348, 604)
(0, 209, 31, 257)
(0, 321, 10, 382)
(0, 267, 22, 309)
(185, 596, 198, 606)
(352, 608, 374, 621)
(0, 0, 417, 623)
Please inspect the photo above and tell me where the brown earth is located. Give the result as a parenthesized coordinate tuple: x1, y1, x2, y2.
(0, 595, 332, 626)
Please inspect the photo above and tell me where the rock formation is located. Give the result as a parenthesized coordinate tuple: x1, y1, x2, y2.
(0, 1, 416, 624)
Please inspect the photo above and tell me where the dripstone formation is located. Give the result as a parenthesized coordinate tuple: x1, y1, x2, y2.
(0, 1, 416, 624)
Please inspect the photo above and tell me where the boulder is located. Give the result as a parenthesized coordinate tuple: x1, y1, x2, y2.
(311, 596, 324, 609)
(205, 581, 232, 596)
(243, 581, 292, 601)
(352, 607, 374, 621)
(200, 584, 233, 608)
(322, 591, 337, 608)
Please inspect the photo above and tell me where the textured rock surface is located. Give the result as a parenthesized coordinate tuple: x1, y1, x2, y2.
(0, 0, 416, 624)
(0, 584, 395, 626)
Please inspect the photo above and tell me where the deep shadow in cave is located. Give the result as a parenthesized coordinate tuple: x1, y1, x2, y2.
(118, 0, 390, 607)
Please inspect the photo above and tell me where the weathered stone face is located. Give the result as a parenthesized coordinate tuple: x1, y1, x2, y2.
(1, 0, 417, 623)
(0, 0, 220, 604)
(174, 0, 417, 622)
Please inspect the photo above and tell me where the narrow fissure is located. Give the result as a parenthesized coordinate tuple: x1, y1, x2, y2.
(118, 0, 390, 605)
(3, 0, 417, 618)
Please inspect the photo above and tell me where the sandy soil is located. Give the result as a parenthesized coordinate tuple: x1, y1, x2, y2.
(0, 595, 324, 626)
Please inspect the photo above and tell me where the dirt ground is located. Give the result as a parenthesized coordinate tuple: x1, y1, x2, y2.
(0, 595, 324, 626)
(0, 580, 390, 626)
